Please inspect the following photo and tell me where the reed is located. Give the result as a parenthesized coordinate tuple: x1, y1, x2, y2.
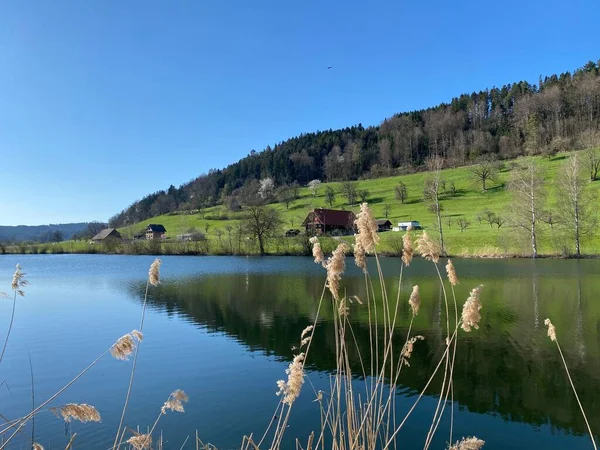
(0, 264, 28, 365)
(544, 318, 597, 450)
(248, 203, 486, 450)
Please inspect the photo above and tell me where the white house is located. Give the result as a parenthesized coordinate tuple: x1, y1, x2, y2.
(393, 221, 422, 231)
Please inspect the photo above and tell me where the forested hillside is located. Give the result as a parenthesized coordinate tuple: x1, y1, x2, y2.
(110, 60, 600, 227)
(0, 223, 88, 243)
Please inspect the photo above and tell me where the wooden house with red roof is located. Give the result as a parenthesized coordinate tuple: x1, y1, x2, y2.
(302, 208, 356, 236)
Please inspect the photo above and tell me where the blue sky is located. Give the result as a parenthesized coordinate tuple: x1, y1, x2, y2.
(1, 0, 598, 226)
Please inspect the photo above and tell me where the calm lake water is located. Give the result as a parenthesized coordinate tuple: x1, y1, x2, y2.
(0, 255, 598, 449)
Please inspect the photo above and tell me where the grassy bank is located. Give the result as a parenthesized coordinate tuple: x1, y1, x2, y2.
(3, 151, 600, 258)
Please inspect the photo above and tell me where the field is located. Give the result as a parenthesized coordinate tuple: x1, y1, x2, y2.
(112, 151, 599, 257)
(6, 151, 600, 257)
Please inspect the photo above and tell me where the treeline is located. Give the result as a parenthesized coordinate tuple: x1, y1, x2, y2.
(110, 60, 600, 227)
(0, 222, 88, 243)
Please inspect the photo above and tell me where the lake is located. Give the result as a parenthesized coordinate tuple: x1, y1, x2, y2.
(0, 255, 598, 449)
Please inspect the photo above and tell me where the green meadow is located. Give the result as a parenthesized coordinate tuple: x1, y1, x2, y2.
(112, 151, 600, 257)
(6, 151, 600, 257)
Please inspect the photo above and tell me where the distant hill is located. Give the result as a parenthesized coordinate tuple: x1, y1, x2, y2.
(0, 223, 89, 243)
(109, 59, 600, 228)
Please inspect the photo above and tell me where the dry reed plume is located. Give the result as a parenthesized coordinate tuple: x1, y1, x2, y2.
(32, 443, 44, 450)
(353, 239, 367, 272)
(461, 286, 483, 332)
(448, 436, 485, 449)
(401, 335, 424, 366)
(50, 403, 101, 423)
(324, 242, 348, 300)
(401, 231, 414, 266)
(12, 264, 28, 297)
(111, 330, 143, 360)
(544, 318, 556, 341)
(276, 353, 305, 405)
(416, 231, 440, 263)
(300, 325, 313, 348)
(132, 389, 189, 450)
(446, 259, 459, 286)
(309, 236, 324, 264)
(161, 389, 189, 414)
(354, 202, 379, 253)
(127, 434, 153, 450)
(149, 258, 162, 286)
(409, 285, 420, 316)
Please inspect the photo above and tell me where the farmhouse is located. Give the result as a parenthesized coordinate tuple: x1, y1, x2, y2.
(146, 224, 167, 240)
(302, 209, 356, 235)
(91, 228, 121, 243)
(376, 219, 392, 232)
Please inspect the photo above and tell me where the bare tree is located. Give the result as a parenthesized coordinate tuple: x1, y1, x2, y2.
(446, 216, 452, 229)
(492, 216, 505, 229)
(383, 203, 391, 218)
(307, 179, 321, 197)
(244, 204, 282, 255)
(325, 186, 336, 207)
(471, 155, 498, 191)
(215, 229, 224, 247)
(446, 180, 457, 196)
(483, 209, 497, 228)
(585, 147, 600, 181)
(341, 181, 358, 205)
(276, 185, 294, 209)
(358, 189, 369, 203)
(290, 181, 301, 199)
(78, 221, 107, 240)
(394, 183, 408, 204)
(225, 225, 233, 252)
(423, 155, 445, 252)
(541, 211, 558, 230)
(509, 161, 546, 258)
(457, 218, 469, 232)
(555, 154, 596, 257)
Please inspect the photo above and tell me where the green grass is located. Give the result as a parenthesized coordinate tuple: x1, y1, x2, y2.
(38, 151, 600, 257)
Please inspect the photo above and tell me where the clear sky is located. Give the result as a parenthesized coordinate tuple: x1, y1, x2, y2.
(1, 0, 598, 226)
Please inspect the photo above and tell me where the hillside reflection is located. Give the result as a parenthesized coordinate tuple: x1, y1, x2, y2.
(128, 265, 600, 439)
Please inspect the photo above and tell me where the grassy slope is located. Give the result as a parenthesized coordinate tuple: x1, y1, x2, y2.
(117, 152, 600, 256)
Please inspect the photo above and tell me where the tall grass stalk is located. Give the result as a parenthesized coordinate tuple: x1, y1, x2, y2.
(112, 258, 161, 450)
(268, 205, 480, 450)
(545, 318, 597, 450)
(0, 264, 27, 365)
(1, 342, 116, 448)
(134, 390, 188, 450)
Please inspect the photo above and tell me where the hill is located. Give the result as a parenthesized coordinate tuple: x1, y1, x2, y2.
(109, 59, 600, 228)
(0, 223, 89, 243)
(116, 152, 600, 257)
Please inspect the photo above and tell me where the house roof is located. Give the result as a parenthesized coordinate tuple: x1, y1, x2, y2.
(376, 219, 392, 226)
(303, 209, 355, 227)
(146, 224, 166, 232)
(91, 228, 120, 240)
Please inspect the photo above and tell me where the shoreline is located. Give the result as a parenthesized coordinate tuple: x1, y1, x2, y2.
(1, 247, 598, 260)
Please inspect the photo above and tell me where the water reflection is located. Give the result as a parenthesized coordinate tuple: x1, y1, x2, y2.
(124, 260, 600, 441)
